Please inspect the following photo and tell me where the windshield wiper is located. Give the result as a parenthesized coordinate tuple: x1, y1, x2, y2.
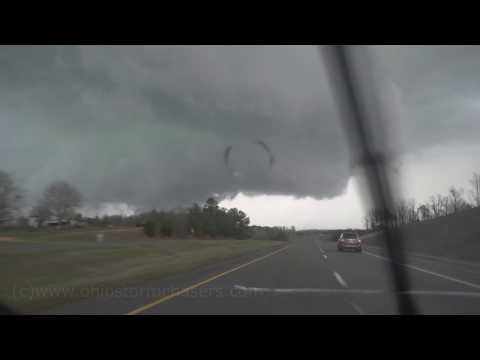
(320, 45, 417, 315)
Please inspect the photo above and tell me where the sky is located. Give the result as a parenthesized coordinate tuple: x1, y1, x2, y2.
(1, 45, 480, 229)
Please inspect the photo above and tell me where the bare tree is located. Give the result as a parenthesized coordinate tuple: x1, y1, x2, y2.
(372, 209, 381, 229)
(449, 187, 462, 213)
(448, 187, 469, 214)
(417, 204, 430, 221)
(366, 209, 377, 229)
(366, 208, 389, 230)
(441, 195, 450, 216)
(364, 214, 370, 230)
(37, 181, 82, 221)
(0, 170, 22, 225)
(429, 195, 442, 218)
(396, 200, 408, 226)
(387, 208, 398, 228)
(406, 199, 418, 224)
(385, 208, 396, 228)
(469, 172, 480, 207)
(30, 203, 52, 226)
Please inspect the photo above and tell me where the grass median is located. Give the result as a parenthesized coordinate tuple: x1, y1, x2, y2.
(0, 228, 284, 313)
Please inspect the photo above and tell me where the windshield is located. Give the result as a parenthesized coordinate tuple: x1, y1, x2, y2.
(1, 45, 480, 315)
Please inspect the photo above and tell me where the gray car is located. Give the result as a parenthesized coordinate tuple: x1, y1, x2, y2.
(337, 232, 362, 252)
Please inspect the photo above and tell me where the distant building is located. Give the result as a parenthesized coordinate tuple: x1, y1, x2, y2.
(44, 216, 68, 227)
(38, 216, 86, 228)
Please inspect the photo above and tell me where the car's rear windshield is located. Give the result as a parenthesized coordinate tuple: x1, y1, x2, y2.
(343, 233, 357, 239)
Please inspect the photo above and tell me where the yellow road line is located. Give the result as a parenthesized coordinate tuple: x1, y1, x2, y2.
(126, 245, 292, 315)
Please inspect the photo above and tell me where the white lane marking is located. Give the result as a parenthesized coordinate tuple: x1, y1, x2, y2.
(313, 239, 361, 313)
(314, 240, 325, 254)
(347, 301, 365, 315)
(234, 285, 377, 294)
(398, 290, 480, 297)
(365, 245, 480, 269)
(233, 285, 480, 297)
(364, 250, 480, 290)
(333, 272, 348, 288)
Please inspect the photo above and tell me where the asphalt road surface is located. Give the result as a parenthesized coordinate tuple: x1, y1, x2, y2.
(45, 234, 480, 315)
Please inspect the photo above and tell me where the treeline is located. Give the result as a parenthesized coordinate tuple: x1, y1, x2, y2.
(135, 202, 295, 243)
(139, 197, 250, 239)
(250, 225, 295, 242)
(365, 172, 480, 230)
(0, 170, 83, 227)
(84, 215, 138, 227)
(0, 169, 293, 241)
(137, 198, 293, 241)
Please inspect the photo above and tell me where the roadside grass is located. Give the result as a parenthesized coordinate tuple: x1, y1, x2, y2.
(0, 228, 283, 313)
(0, 226, 137, 242)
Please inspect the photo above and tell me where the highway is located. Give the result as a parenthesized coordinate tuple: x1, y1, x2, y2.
(46, 234, 480, 315)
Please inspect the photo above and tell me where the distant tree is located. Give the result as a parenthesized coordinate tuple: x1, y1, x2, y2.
(156, 211, 174, 237)
(227, 208, 250, 239)
(16, 216, 30, 228)
(250, 225, 290, 241)
(406, 199, 418, 224)
(187, 203, 204, 236)
(364, 212, 372, 230)
(448, 187, 467, 214)
(172, 212, 189, 237)
(216, 208, 232, 237)
(368, 209, 378, 229)
(30, 203, 52, 226)
(37, 181, 82, 221)
(143, 220, 156, 237)
(366, 208, 390, 229)
(203, 197, 219, 237)
(417, 204, 431, 221)
(0, 170, 22, 226)
(462, 202, 473, 211)
(396, 200, 408, 226)
(139, 197, 254, 240)
(469, 172, 480, 207)
(205, 197, 219, 211)
(429, 195, 443, 218)
(441, 195, 450, 216)
(267, 226, 289, 241)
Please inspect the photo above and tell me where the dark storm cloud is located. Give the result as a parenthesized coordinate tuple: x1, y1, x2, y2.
(0, 45, 350, 209)
(368, 45, 480, 152)
(1, 45, 478, 210)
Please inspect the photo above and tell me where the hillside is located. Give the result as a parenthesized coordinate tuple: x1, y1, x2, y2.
(362, 206, 480, 261)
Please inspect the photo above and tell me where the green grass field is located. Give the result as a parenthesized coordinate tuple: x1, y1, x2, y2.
(0, 227, 283, 313)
